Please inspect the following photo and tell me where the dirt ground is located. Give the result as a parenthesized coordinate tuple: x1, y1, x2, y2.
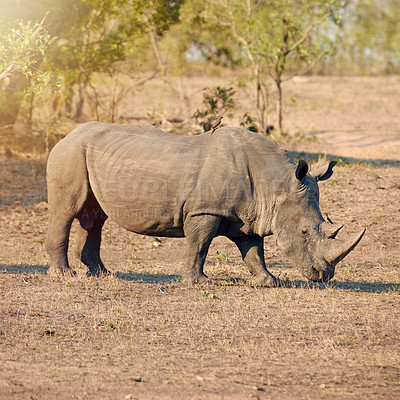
(0, 76, 399, 399)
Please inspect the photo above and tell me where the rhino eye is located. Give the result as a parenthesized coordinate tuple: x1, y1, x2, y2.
(301, 228, 308, 235)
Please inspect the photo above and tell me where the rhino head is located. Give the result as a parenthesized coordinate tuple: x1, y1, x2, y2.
(272, 160, 365, 282)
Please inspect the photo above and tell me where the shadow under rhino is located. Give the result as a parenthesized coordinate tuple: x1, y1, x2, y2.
(1, 264, 398, 293)
(0, 264, 49, 274)
(115, 271, 181, 284)
(289, 279, 400, 293)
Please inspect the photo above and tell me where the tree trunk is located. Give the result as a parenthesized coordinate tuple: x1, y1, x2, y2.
(74, 82, 88, 121)
(64, 83, 73, 118)
(26, 90, 34, 135)
(255, 66, 270, 133)
(256, 80, 265, 132)
(276, 78, 283, 134)
(0, 74, 26, 127)
(0, 74, 27, 146)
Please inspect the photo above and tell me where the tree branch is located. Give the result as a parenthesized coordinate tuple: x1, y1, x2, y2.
(0, 11, 49, 81)
(142, 13, 166, 77)
(288, 9, 333, 54)
(246, 0, 252, 23)
(227, 6, 254, 63)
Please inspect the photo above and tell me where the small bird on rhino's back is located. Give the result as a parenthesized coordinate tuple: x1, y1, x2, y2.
(211, 116, 223, 134)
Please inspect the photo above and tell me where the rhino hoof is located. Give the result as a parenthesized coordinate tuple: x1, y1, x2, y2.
(86, 267, 111, 277)
(48, 266, 77, 277)
(251, 275, 282, 288)
(182, 272, 209, 286)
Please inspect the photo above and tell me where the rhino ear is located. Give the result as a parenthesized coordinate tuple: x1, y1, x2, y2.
(295, 159, 309, 183)
(310, 160, 337, 182)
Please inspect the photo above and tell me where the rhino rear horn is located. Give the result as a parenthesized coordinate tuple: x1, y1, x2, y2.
(310, 160, 337, 182)
(320, 221, 343, 239)
(325, 229, 366, 265)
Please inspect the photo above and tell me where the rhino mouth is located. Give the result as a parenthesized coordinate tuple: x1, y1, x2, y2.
(302, 228, 366, 283)
(303, 265, 335, 283)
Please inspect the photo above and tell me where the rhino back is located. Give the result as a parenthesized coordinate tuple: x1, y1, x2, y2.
(49, 123, 293, 237)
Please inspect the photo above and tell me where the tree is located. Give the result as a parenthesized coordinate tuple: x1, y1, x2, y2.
(44, 0, 131, 119)
(42, 0, 184, 119)
(139, 0, 184, 76)
(196, 0, 348, 134)
(0, 0, 184, 125)
(0, 13, 53, 131)
(259, 0, 349, 133)
(347, 0, 400, 73)
(0, 14, 51, 83)
(193, 86, 236, 131)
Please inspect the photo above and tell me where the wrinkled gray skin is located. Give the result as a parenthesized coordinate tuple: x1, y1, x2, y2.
(46, 122, 365, 286)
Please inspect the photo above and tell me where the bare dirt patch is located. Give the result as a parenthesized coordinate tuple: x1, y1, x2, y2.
(0, 76, 399, 399)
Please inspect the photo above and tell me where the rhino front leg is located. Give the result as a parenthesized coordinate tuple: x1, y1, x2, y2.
(183, 214, 222, 285)
(231, 235, 280, 287)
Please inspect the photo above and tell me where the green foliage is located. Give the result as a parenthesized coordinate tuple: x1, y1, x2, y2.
(146, 0, 184, 36)
(277, 271, 290, 286)
(201, 290, 219, 299)
(1, 0, 399, 137)
(45, 0, 184, 84)
(194, 0, 348, 133)
(346, 0, 400, 73)
(387, 285, 400, 294)
(1, 0, 185, 123)
(193, 86, 235, 131)
(0, 17, 53, 97)
(170, 276, 182, 284)
(339, 262, 367, 278)
(41, 2, 127, 95)
(107, 321, 121, 330)
(99, 309, 124, 331)
(0, 19, 49, 78)
(216, 251, 230, 263)
(336, 158, 352, 168)
(240, 112, 258, 132)
(345, 264, 359, 277)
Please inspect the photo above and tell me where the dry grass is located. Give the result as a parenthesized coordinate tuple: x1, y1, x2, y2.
(0, 271, 399, 399)
(1, 76, 400, 399)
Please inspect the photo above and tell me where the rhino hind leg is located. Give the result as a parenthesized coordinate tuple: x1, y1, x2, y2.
(46, 214, 75, 276)
(231, 235, 280, 287)
(75, 195, 109, 276)
(183, 214, 222, 285)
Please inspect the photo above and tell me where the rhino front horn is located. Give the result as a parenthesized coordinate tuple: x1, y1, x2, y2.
(325, 228, 366, 265)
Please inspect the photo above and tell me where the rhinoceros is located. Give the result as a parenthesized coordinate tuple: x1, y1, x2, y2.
(45, 122, 365, 286)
